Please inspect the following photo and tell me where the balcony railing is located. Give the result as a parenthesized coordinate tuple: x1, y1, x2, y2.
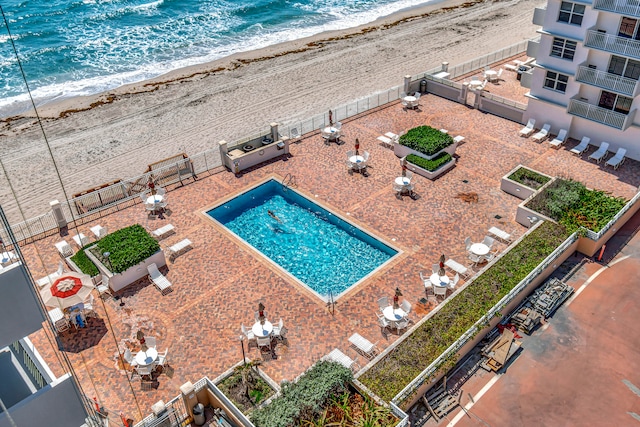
(575, 65, 638, 96)
(593, 0, 640, 17)
(568, 98, 629, 129)
(584, 30, 640, 60)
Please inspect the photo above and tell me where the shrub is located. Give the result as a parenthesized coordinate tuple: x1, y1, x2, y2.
(251, 361, 352, 427)
(399, 126, 453, 156)
(507, 167, 550, 190)
(526, 179, 627, 233)
(89, 224, 160, 274)
(70, 246, 100, 277)
(358, 221, 568, 401)
(406, 153, 452, 171)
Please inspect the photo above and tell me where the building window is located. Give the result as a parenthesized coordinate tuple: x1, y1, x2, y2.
(618, 17, 640, 40)
(608, 55, 640, 80)
(551, 38, 577, 60)
(598, 91, 633, 114)
(544, 71, 569, 92)
(558, 1, 585, 26)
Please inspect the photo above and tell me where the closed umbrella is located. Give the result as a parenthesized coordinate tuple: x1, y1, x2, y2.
(329, 110, 333, 126)
(40, 271, 94, 309)
(393, 287, 402, 309)
(355, 138, 360, 156)
(258, 302, 266, 324)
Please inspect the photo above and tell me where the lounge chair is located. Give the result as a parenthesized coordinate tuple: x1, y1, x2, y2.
(72, 233, 90, 247)
(569, 137, 590, 156)
(54, 241, 73, 257)
(519, 119, 535, 137)
(605, 147, 626, 169)
(152, 224, 175, 240)
(549, 129, 568, 148)
(147, 263, 173, 295)
(168, 239, 192, 262)
(90, 225, 107, 239)
(588, 142, 610, 163)
(377, 135, 393, 149)
(322, 348, 359, 372)
(532, 124, 551, 142)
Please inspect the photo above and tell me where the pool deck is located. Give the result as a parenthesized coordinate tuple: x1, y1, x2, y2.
(22, 88, 640, 423)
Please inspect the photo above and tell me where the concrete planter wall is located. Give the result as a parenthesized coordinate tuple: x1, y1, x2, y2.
(84, 247, 167, 292)
(501, 165, 553, 200)
(212, 360, 280, 412)
(393, 139, 458, 160)
(404, 156, 457, 180)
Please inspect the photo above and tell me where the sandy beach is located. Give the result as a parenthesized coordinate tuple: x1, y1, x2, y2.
(0, 0, 544, 224)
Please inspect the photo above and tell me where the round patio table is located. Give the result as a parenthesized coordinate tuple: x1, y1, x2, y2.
(252, 321, 273, 337)
(382, 306, 406, 322)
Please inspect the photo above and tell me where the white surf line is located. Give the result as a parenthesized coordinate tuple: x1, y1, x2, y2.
(565, 255, 631, 307)
(446, 373, 503, 427)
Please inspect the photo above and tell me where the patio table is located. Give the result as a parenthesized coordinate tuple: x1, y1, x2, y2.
(382, 306, 406, 322)
(430, 273, 450, 288)
(135, 347, 158, 366)
(470, 243, 490, 256)
(252, 320, 273, 337)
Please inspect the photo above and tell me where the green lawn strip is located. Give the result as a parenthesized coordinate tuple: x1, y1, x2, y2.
(358, 221, 568, 402)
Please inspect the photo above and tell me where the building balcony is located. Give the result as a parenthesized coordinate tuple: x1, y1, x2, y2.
(568, 97, 635, 129)
(593, 0, 640, 17)
(584, 29, 640, 61)
(533, 7, 546, 26)
(575, 65, 639, 96)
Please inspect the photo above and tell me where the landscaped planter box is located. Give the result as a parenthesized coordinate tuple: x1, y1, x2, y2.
(501, 165, 553, 200)
(393, 138, 458, 160)
(85, 248, 166, 292)
(213, 360, 279, 415)
(403, 155, 457, 180)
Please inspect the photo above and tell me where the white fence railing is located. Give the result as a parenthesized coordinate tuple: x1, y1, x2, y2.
(568, 98, 628, 129)
(585, 29, 640, 60)
(391, 224, 579, 404)
(575, 65, 638, 96)
(593, 0, 640, 17)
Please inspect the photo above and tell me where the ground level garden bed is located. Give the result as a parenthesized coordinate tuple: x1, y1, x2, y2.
(251, 360, 398, 427)
(358, 221, 568, 402)
(216, 361, 276, 415)
(526, 178, 627, 233)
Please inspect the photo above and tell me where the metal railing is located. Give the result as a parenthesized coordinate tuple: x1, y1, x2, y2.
(585, 29, 640, 60)
(593, 0, 640, 17)
(391, 225, 580, 404)
(567, 98, 628, 129)
(133, 393, 189, 427)
(9, 339, 47, 389)
(584, 188, 640, 240)
(575, 65, 638, 96)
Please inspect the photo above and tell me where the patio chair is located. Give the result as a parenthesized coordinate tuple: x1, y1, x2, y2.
(135, 364, 153, 379)
(432, 263, 440, 274)
(123, 349, 138, 367)
(54, 240, 74, 258)
(496, 68, 503, 81)
(346, 149, 356, 170)
(377, 135, 393, 148)
(605, 147, 626, 170)
(83, 294, 97, 318)
(90, 224, 107, 239)
(48, 308, 70, 334)
(400, 300, 412, 315)
(464, 237, 472, 251)
(449, 273, 460, 291)
(147, 263, 173, 295)
(433, 284, 448, 301)
(349, 333, 377, 359)
(420, 271, 432, 293)
(519, 119, 536, 137)
(145, 336, 157, 349)
(468, 252, 483, 267)
(394, 317, 410, 333)
(412, 92, 421, 108)
(444, 258, 469, 278)
(532, 124, 551, 142)
(98, 275, 112, 299)
(385, 132, 398, 140)
(377, 297, 389, 311)
(152, 224, 175, 240)
(376, 312, 391, 334)
(488, 226, 512, 243)
(482, 236, 495, 248)
(156, 349, 169, 369)
(241, 323, 255, 340)
(289, 127, 301, 140)
(168, 238, 192, 262)
(36, 261, 65, 288)
(256, 336, 272, 351)
(588, 142, 610, 163)
(323, 348, 359, 371)
(155, 187, 166, 197)
(549, 129, 568, 148)
(570, 137, 590, 156)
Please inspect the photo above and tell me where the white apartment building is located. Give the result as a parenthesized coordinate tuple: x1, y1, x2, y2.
(524, 0, 640, 160)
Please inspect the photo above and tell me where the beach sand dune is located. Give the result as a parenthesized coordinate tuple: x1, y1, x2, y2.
(0, 0, 544, 223)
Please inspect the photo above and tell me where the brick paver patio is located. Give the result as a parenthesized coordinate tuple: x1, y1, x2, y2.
(22, 91, 640, 423)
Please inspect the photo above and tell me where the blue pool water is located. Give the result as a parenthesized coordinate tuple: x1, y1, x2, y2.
(207, 179, 397, 299)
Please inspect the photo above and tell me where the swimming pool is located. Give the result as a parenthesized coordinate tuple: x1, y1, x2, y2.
(206, 179, 398, 300)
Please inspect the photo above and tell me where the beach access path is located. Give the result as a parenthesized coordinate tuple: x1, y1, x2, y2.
(0, 0, 545, 223)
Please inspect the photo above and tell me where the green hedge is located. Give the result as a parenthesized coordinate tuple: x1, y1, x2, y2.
(88, 224, 160, 274)
(507, 167, 550, 190)
(359, 221, 568, 401)
(526, 179, 627, 233)
(251, 361, 352, 427)
(399, 125, 453, 156)
(70, 246, 100, 277)
(406, 153, 452, 172)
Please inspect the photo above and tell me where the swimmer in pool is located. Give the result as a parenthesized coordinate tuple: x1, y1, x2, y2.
(268, 210, 283, 223)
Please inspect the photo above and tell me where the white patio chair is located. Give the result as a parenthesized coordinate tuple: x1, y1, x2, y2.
(145, 336, 157, 349)
(588, 142, 610, 163)
(449, 273, 460, 291)
(377, 296, 389, 310)
(241, 323, 255, 340)
(147, 263, 173, 295)
(98, 275, 112, 299)
(468, 252, 483, 267)
(355, 151, 369, 173)
(168, 238, 192, 262)
(290, 127, 301, 139)
(377, 135, 393, 148)
(123, 349, 138, 367)
(482, 236, 495, 248)
(323, 348, 358, 371)
(157, 349, 169, 369)
(444, 259, 469, 278)
(385, 132, 398, 139)
(273, 318, 287, 341)
(570, 136, 590, 156)
(400, 300, 412, 315)
(605, 147, 626, 169)
(519, 119, 536, 137)
(376, 312, 391, 333)
(464, 237, 472, 251)
(349, 333, 377, 359)
(549, 129, 568, 148)
(256, 336, 272, 351)
(432, 263, 440, 274)
(488, 226, 512, 243)
(83, 294, 97, 318)
(394, 317, 410, 333)
(136, 364, 153, 379)
(532, 124, 551, 142)
(412, 92, 421, 108)
(54, 240, 74, 257)
(152, 224, 175, 240)
(433, 284, 448, 301)
(496, 68, 503, 80)
(155, 187, 166, 197)
(420, 271, 432, 293)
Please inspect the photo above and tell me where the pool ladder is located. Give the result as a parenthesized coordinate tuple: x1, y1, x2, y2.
(282, 173, 297, 192)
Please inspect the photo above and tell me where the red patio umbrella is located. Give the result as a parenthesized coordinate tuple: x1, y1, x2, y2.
(40, 271, 94, 309)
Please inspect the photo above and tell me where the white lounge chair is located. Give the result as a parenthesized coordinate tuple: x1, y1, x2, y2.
(570, 137, 590, 156)
(90, 225, 107, 239)
(588, 142, 610, 164)
(532, 124, 551, 142)
(152, 224, 175, 240)
(444, 259, 469, 278)
(72, 233, 90, 247)
(348, 333, 377, 359)
(549, 129, 568, 148)
(488, 226, 512, 243)
(168, 238, 192, 261)
(519, 119, 535, 137)
(605, 147, 626, 169)
(147, 263, 173, 295)
(322, 348, 359, 372)
(377, 135, 393, 148)
(54, 241, 73, 257)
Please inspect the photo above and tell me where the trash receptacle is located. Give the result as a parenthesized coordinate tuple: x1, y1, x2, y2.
(420, 79, 427, 94)
(193, 403, 205, 426)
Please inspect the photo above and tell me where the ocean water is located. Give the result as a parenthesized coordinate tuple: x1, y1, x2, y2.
(0, 0, 431, 117)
